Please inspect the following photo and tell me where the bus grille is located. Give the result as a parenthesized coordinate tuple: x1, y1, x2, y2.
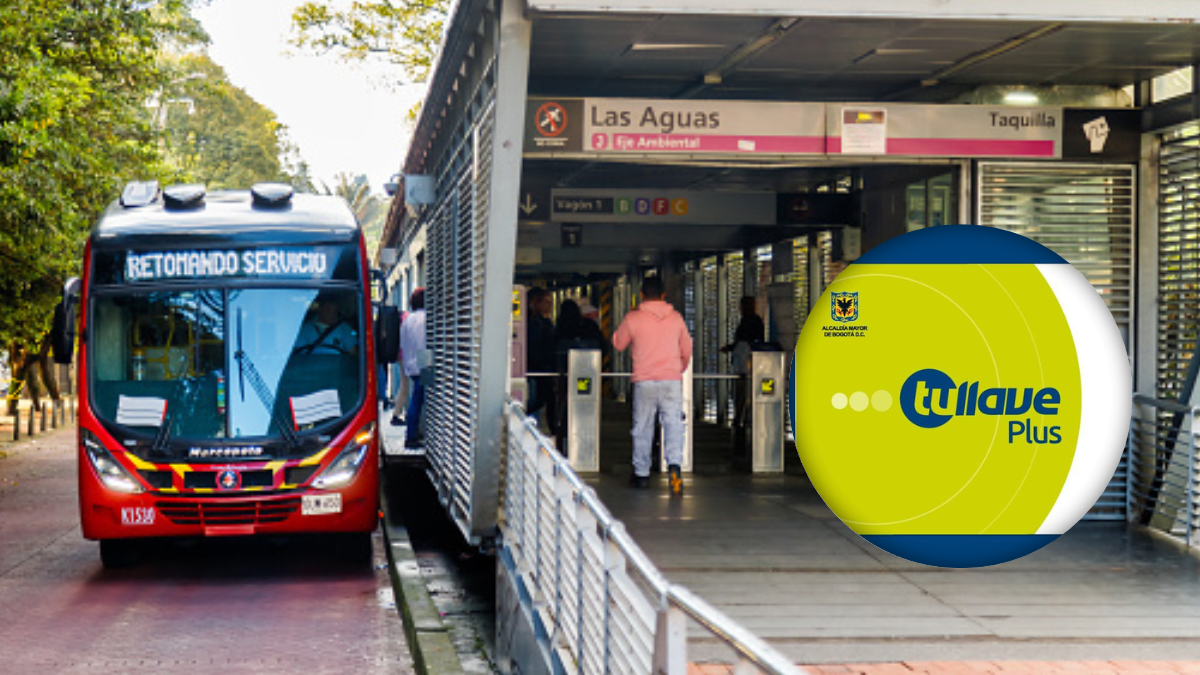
(156, 498, 301, 526)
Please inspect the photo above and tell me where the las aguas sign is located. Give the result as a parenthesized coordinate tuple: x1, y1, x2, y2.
(524, 98, 825, 156)
(523, 98, 1128, 161)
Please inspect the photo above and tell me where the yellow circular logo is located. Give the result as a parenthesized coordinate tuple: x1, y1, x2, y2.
(792, 226, 1130, 567)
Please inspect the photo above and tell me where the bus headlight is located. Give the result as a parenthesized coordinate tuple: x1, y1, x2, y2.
(312, 423, 374, 490)
(83, 431, 144, 494)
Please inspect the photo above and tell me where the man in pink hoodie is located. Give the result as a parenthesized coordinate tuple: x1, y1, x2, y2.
(612, 275, 693, 495)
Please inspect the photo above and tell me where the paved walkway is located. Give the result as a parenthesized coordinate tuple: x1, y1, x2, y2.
(586, 468, 1200, 664)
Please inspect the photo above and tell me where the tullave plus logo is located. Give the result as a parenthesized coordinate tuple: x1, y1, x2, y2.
(794, 225, 1131, 568)
(899, 368, 1062, 444)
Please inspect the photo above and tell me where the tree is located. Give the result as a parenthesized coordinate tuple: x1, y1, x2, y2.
(160, 53, 309, 190)
(0, 0, 203, 407)
(288, 0, 449, 85)
(317, 173, 387, 259)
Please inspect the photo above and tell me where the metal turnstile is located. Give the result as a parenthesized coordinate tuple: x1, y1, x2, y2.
(751, 351, 786, 472)
(566, 348, 601, 472)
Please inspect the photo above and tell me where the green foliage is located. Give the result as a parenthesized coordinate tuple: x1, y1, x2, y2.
(289, 0, 448, 84)
(0, 0, 314, 354)
(0, 0, 201, 348)
(317, 173, 387, 259)
(159, 53, 307, 190)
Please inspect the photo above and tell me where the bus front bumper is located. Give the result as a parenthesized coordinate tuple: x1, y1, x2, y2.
(80, 480, 379, 541)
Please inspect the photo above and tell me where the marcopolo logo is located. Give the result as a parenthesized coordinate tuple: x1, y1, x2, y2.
(899, 368, 1063, 444)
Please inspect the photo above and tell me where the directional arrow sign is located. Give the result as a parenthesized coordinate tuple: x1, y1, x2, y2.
(516, 179, 551, 221)
(519, 193, 538, 216)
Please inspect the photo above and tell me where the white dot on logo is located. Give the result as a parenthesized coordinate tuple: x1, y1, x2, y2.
(872, 390, 893, 412)
(831, 393, 848, 410)
(850, 392, 869, 412)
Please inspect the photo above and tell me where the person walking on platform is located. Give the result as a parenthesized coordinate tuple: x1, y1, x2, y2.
(400, 288, 426, 449)
(612, 275, 693, 495)
(526, 287, 558, 434)
(721, 296, 765, 437)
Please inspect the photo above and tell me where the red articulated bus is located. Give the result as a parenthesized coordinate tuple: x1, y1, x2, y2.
(54, 182, 395, 568)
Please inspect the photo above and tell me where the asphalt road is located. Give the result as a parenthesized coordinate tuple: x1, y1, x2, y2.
(0, 426, 414, 675)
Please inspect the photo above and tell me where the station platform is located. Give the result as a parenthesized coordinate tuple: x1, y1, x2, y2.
(580, 401, 1200, 664)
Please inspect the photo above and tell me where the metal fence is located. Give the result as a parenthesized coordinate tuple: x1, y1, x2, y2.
(502, 400, 805, 675)
(1129, 393, 1200, 545)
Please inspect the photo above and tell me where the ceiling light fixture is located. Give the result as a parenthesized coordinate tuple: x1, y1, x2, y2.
(629, 43, 724, 51)
(1004, 91, 1039, 105)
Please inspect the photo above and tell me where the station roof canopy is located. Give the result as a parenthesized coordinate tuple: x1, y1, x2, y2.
(404, 0, 1200, 175)
(389, 0, 1200, 257)
(526, 3, 1200, 101)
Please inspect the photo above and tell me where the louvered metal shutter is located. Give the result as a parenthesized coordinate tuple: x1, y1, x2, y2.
(724, 253, 745, 422)
(1158, 125, 1200, 401)
(793, 237, 811, 328)
(978, 161, 1136, 521)
(818, 231, 835, 292)
(700, 257, 720, 422)
(425, 99, 495, 532)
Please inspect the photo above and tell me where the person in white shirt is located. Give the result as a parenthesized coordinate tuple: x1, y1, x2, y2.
(399, 288, 426, 448)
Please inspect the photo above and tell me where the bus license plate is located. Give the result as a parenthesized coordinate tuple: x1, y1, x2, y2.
(302, 494, 342, 516)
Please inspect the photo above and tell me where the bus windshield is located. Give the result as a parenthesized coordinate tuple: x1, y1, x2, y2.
(90, 288, 364, 442)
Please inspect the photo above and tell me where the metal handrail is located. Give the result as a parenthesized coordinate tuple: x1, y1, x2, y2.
(1128, 391, 1200, 547)
(502, 398, 806, 675)
(1133, 393, 1197, 415)
(667, 585, 804, 675)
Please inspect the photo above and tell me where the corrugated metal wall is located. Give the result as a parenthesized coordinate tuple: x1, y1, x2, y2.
(978, 161, 1136, 520)
(425, 98, 496, 533)
(1157, 125, 1200, 402)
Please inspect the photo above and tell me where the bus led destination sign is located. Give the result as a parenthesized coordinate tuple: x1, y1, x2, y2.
(125, 248, 330, 282)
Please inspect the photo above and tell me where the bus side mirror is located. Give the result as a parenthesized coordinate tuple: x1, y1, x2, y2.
(370, 268, 388, 304)
(375, 305, 400, 365)
(52, 277, 81, 365)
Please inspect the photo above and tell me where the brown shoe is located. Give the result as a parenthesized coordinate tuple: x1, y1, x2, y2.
(668, 464, 683, 496)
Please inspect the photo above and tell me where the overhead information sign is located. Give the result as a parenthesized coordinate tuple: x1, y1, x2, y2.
(526, 98, 826, 157)
(550, 189, 776, 224)
(828, 104, 1064, 158)
(582, 99, 826, 156)
(525, 98, 1111, 161)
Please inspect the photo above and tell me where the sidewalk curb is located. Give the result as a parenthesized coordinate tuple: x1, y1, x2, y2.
(381, 490, 467, 675)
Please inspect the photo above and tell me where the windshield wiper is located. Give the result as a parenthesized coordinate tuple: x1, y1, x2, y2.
(235, 310, 300, 450)
(152, 407, 172, 454)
